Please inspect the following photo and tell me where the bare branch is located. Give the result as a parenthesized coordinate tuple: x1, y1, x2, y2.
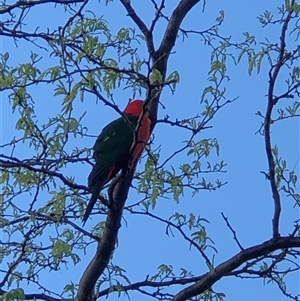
(265, 0, 296, 238)
(0, 0, 84, 14)
(128, 209, 213, 266)
(97, 275, 203, 298)
(221, 212, 244, 251)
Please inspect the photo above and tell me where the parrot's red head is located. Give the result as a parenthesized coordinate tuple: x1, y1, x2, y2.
(124, 99, 144, 116)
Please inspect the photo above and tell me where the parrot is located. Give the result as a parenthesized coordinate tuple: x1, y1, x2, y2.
(82, 99, 151, 225)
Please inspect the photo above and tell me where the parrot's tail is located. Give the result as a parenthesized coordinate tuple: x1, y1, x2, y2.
(82, 186, 101, 226)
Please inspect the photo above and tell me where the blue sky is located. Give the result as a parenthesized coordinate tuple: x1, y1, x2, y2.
(1, 0, 299, 300)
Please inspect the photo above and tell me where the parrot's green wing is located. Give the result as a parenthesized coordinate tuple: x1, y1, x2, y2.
(83, 115, 139, 225)
(88, 115, 139, 189)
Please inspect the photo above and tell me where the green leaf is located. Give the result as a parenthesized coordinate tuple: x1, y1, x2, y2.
(150, 69, 163, 83)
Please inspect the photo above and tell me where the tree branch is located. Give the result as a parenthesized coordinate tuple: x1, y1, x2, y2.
(148, 0, 201, 124)
(265, 0, 295, 238)
(77, 170, 134, 300)
(97, 276, 203, 298)
(76, 2, 201, 299)
(221, 212, 244, 251)
(128, 209, 212, 266)
(155, 0, 201, 67)
(0, 158, 88, 192)
(0, 0, 84, 14)
(119, 0, 155, 56)
(172, 236, 300, 301)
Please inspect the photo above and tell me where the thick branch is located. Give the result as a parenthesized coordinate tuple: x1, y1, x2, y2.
(76, 170, 134, 301)
(148, 0, 201, 124)
(120, 0, 201, 125)
(155, 0, 201, 69)
(119, 0, 155, 55)
(77, 1, 201, 299)
(172, 236, 300, 301)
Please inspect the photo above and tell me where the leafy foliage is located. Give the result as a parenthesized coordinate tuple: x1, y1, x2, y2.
(0, 0, 300, 301)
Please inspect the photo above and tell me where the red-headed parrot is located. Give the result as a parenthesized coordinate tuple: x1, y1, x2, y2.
(82, 99, 151, 225)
